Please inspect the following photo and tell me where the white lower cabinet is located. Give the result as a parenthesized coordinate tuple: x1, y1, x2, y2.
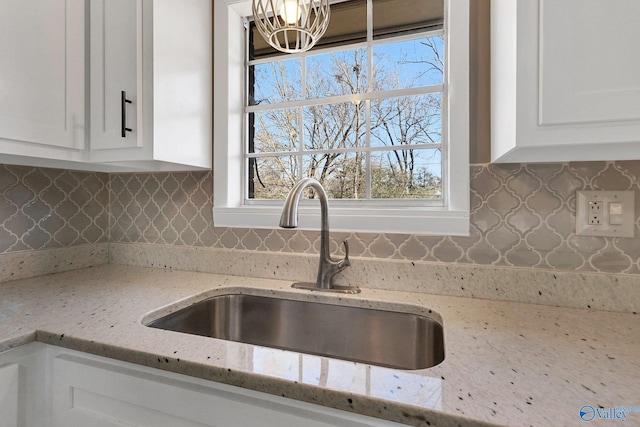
(0, 343, 50, 427)
(0, 362, 19, 427)
(0, 343, 403, 427)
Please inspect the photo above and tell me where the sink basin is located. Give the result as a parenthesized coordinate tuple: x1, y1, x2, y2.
(146, 294, 444, 370)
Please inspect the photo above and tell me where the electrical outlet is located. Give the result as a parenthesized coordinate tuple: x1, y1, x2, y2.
(587, 200, 601, 225)
(576, 191, 635, 237)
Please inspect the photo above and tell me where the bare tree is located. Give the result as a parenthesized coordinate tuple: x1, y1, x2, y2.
(250, 38, 443, 200)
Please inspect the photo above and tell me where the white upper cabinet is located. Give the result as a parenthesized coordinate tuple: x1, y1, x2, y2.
(0, 0, 211, 172)
(0, 0, 87, 165)
(491, 0, 640, 163)
(90, 0, 212, 171)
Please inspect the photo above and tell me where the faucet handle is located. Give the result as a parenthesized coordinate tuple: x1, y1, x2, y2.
(338, 240, 350, 269)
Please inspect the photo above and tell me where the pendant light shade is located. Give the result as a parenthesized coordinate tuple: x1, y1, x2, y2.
(252, 0, 331, 53)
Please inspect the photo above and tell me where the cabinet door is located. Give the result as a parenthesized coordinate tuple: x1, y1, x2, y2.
(0, 363, 19, 426)
(0, 343, 50, 427)
(491, 0, 640, 163)
(0, 0, 85, 152)
(89, 0, 212, 170)
(539, 1, 640, 126)
(150, 0, 212, 169)
(90, 0, 141, 151)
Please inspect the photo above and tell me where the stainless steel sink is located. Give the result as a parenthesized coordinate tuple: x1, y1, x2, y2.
(145, 294, 444, 370)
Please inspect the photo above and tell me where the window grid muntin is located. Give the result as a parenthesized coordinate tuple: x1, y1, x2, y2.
(246, 83, 444, 113)
(247, 142, 442, 158)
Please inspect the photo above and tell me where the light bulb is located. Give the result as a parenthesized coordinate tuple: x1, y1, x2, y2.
(280, 0, 300, 25)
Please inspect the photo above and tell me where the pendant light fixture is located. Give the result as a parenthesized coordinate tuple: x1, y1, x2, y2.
(252, 0, 331, 53)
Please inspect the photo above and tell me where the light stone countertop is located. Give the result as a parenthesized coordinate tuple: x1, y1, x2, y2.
(0, 323, 35, 353)
(0, 264, 638, 427)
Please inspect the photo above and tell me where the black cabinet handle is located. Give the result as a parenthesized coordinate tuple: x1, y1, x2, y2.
(121, 91, 133, 137)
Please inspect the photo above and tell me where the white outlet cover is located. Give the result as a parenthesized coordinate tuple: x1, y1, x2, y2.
(576, 190, 635, 237)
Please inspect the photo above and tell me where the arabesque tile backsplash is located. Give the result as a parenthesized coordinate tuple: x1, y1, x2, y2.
(0, 165, 109, 252)
(2, 161, 640, 275)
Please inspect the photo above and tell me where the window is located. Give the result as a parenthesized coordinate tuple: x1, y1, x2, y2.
(213, 0, 469, 235)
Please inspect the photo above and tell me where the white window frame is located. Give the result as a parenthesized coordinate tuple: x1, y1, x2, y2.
(213, 0, 469, 235)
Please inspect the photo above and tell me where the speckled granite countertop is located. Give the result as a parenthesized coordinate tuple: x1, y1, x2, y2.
(0, 265, 638, 427)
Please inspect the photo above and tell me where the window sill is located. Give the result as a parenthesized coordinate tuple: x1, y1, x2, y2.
(213, 206, 469, 236)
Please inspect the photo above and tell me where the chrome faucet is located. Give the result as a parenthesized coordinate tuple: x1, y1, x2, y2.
(280, 178, 359, 294)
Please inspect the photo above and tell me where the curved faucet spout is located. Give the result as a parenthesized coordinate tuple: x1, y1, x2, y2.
(279, 178, 326, 229)
(279, 178, 358, 294)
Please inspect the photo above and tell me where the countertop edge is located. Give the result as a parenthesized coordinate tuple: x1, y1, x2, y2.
(30, 331, 501, 427)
